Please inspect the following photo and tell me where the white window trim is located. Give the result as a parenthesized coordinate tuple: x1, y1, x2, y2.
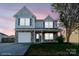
(20, 18, 25, 26)
(45, 33, 53, 40)
(20, 18, 30, 26)
(45, 21, 53, 28)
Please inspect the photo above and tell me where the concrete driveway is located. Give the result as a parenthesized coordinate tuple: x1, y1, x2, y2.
(0, 43, 31, 56)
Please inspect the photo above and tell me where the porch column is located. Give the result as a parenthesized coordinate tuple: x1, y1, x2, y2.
(41, 30, 43, 43)
(34, 29, 36, 43)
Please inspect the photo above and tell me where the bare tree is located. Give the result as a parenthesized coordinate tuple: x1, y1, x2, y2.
(52, 3, 79, 43)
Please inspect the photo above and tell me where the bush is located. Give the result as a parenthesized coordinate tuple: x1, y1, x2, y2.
(56, 35, 65, 43)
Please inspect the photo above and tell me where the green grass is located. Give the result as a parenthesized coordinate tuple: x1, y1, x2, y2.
(24, 43, 79, 56)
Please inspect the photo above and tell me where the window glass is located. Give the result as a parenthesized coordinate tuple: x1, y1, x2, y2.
(50, 34, 53, 39)
(49, 22, 53, 28)
(25, 18, 30, 26)
(45, 22, 49, 28)
(20, 18, 25, 26)
(45, 33, 53, 40)
(45, 21, 53, 28)
(20, 18, 30, 26)
(45, 33, 49, 39)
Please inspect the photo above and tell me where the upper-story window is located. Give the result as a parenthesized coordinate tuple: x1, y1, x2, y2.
(20, 18, 30, 26)
(45, 21, 53, 28)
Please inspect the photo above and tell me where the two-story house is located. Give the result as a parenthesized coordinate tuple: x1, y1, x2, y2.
(14, 6, 60, 43)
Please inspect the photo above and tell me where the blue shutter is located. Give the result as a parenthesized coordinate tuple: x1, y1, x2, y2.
(18, 18, 20, 25)
(30, 18, 32, 26)
(53, 21, 54, 28)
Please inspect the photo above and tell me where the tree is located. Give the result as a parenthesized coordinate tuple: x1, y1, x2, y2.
(52, 3, 79, 43)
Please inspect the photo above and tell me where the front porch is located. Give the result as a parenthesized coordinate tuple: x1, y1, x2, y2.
(15, 28, 60, 43)
(33, 30, 58, 43)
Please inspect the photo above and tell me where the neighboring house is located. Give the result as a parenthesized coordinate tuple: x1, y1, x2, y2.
(2, 35, 15, 43)
(0, 33, 8, 42)
(14, 6, 60, 43)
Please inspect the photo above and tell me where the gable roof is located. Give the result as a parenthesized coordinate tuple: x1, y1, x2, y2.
(14, 6, 36, 17)
(0, 33, 8, 36)
(45, 15, 53, 21)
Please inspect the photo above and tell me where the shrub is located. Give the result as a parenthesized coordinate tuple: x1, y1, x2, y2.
(56, 35, 65, 43)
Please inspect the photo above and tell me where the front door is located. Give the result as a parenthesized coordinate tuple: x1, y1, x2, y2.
(36, 33, 41, 42)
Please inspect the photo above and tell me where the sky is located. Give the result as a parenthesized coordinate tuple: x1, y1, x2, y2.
(0, 3, 59, 36)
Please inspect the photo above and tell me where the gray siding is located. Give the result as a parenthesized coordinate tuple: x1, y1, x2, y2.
(15, 7, 36, 29)
(35, 20, 58, 29)
(35, 21, 44, 28)
(45, 15, 53, 21)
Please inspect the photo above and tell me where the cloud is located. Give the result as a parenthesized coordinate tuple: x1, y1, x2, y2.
(0, 16, 15, 28)
(0, 16, 15, 36)
(0, 28, 15, 36)
(29, 8, 59, 20)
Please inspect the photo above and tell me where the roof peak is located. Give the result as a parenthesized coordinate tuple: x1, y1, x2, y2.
(21, 6, 29, 11)
(45, 15, 53, 19)
(0, 32, 8, 36)
(14, 6, 36, 17)
(47, 15, 52, 18)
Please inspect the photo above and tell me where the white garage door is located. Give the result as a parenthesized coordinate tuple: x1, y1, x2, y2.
(18, 32, 31, 43)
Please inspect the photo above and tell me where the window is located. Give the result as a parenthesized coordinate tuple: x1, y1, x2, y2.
(20, 18, 30, 26)
(45, 21, 53, 28)
(20, 18, 25, 26)
(45, 33, 49, 39)
(49, 22, 53, 28)
(45, 33, 53, 40)
(50, 34, 53, 39)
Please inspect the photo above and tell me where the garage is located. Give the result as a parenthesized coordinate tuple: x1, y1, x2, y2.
(18, 32, 31, 43)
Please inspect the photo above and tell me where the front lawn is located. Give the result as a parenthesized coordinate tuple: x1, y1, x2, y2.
(24, 43, 79, 56)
